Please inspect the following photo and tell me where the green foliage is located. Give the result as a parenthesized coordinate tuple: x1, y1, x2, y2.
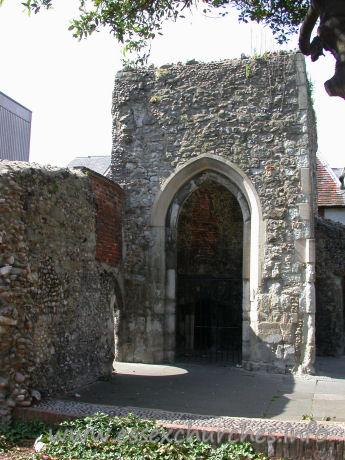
(301, 414, 314, 421)
(0, 418, 50, 453)
(54, 179, 61, 192)
(27, 412, 269, 459)
(20, 0, 53, 14)
(234, 0, 309, 43)
(3, 0, 310, 65)
(306, 72, 314, 99)
(150, 94, 162, 103)
(306, 72, 317, 126)
(155, 67, 169, 79)
(245, 64, 251, 78)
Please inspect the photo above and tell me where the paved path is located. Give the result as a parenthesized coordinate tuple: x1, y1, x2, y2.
(56, 357, 345, 423)
(15, 357, 345, 459)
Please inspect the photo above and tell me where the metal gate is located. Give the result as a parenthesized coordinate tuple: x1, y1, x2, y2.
(176, 275, 242, 364)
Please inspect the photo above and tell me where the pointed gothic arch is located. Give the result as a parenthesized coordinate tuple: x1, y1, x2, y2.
(150, 155, 264, 364)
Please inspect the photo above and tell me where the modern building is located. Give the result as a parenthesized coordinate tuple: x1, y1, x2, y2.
(0, 91, 32, 162)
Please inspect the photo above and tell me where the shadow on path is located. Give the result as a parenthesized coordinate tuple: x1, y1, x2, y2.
(62, 362, 296, 419)
(60, 358, 345, 421)
(315, 355, 345, 379)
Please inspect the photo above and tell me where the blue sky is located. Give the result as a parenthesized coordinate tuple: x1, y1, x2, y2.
(0, 0, 343, 167)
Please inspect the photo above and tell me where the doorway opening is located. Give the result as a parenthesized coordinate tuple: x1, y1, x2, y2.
(175, 179, 243, 364)
(315, 275, 345, 356)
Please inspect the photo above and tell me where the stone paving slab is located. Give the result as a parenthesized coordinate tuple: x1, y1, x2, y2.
(265, 400, 314, 421)
(314, 393, 345, 401)
(315, 380, 345, 395)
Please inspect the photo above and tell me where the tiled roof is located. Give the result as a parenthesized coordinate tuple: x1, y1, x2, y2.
(317, 156, 345, 207)
(68, 156, 111, 176)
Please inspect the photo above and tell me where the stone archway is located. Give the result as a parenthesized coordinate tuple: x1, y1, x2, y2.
(174, 176, 244, 362)
(150, 155, 264, 367)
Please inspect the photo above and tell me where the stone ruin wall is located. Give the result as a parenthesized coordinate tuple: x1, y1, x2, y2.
(0, 52, 342, 425)
(315, 217, 345, 356)
(0, 161, 123, 422)
(111, 52, 317, 373)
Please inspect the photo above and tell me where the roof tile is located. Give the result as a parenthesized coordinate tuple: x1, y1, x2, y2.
(317, 157, 345, 207)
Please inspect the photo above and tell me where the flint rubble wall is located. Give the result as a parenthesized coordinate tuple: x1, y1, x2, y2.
(0, 161, 123, 422)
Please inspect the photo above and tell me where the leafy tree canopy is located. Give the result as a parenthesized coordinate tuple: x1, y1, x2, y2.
(5, 1, 310, 64)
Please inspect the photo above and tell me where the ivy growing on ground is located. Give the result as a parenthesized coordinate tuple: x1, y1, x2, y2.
(35, 412, 270, 459)
(1, 412, 271, 459)
(0, 418, 49, 454)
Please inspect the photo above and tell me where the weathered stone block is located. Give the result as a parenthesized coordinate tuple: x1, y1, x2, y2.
(258, 322, 283, 344)
(0, 316, 17, 326)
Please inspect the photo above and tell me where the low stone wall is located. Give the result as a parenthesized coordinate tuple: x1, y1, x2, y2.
(0, 161, 123, 422)
(315, 217, 345, 356)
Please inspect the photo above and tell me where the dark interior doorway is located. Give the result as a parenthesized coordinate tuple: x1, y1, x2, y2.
(176, 180, 243, 364)
(315, 275, 345, 356)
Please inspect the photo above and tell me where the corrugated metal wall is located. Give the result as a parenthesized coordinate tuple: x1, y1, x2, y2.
(0, 92, 32, 162)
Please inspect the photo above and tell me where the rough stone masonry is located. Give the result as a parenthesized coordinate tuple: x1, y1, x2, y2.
(0, 161, 123, 423)
(111, 52, 318, 374)
(2, 51, 344, 424)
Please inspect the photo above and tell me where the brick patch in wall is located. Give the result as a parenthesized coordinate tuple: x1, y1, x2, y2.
(86, 168, 123, 267)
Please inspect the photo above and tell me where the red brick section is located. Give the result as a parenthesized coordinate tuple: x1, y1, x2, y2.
(317, 158, 345, 207)
(190, 189, 217, 262)
(87, 169, 123, 267)
(178, 182, 242, 276)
